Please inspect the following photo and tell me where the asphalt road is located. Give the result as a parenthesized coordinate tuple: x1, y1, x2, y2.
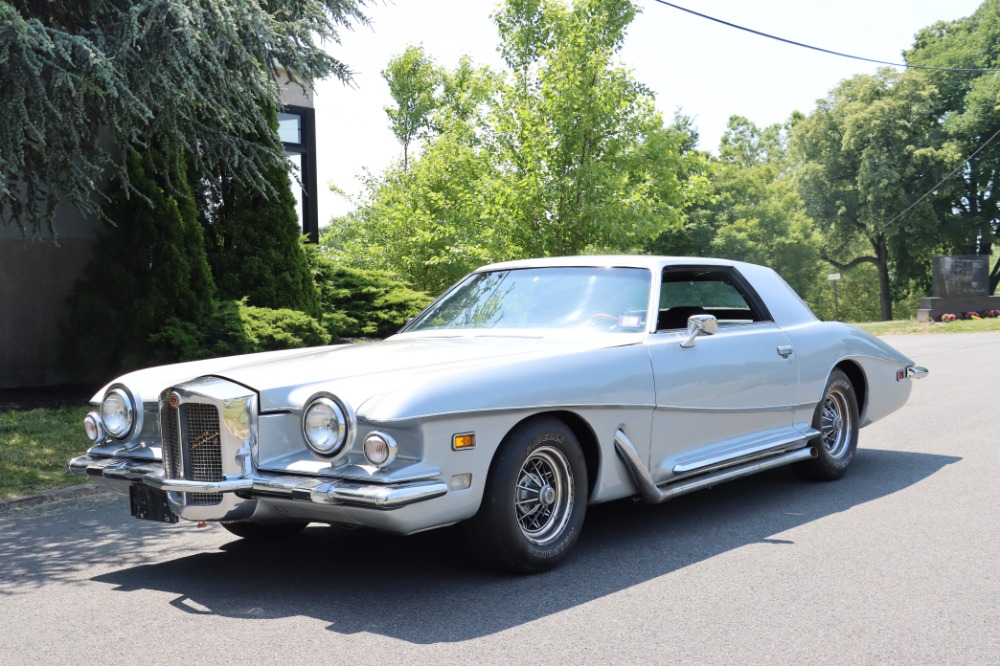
(1, 332, 997, 665)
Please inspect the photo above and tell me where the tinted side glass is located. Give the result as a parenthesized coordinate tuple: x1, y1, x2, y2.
(657, 268, 766, 330)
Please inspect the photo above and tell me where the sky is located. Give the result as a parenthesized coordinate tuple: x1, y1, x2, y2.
(311, 0, 986, 222)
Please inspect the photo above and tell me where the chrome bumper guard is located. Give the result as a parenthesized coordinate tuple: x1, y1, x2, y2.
(69, 455, 448, 510)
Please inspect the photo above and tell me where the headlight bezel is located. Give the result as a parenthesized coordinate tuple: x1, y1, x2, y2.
(83, 411, 105, 443)
(301, 394, 352, 460)
(100, 386, 136, 440)
(363, 431, 398, 469)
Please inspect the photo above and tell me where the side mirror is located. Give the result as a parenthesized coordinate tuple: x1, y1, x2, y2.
(680, 314, 718, 348)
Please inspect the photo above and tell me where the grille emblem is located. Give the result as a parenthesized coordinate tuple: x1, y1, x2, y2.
(168, 391, 181, 408)
(190, 429, 221, 452)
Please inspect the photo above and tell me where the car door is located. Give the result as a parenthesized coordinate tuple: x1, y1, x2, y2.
(645, 266, 801, 484)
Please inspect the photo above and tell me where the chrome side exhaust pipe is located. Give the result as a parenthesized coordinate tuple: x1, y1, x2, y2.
(613, 429, 818, 504)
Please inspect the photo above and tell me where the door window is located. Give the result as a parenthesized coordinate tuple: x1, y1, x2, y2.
(657, 268, 769, 330)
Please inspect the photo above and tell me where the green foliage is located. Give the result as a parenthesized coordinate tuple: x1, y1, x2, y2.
(324, 0, 707, 293)
(237, 303, 328, 350)
(906, 0, 1000, 292)
(1, 0, 370, 236)
(652, 116, 822, 304)
(197, 108, 319, 317)
(57, 149, 215, 380)
(383, 45, 444, 171)
(492, 0, 698, 258)
(305, 244, 432, 338)
(789, 69, 956, 320)
(149, 300, 328, 361)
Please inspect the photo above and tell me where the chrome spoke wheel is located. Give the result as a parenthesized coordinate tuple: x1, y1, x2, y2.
(513, 446, 574, 546)
(820, 387, 853, 459)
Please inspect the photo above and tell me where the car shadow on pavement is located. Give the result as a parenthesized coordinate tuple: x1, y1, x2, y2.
(10, 448, 958, 643)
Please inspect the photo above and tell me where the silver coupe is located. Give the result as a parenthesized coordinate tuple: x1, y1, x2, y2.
(70, 256, 927, 572)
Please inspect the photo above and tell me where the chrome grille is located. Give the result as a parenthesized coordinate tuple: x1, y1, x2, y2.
(159, 401, 223, 506)
(181, 403, 222, 506)
(160, 402, 182, 479)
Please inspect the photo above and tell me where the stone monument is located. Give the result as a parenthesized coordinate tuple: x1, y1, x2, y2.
(917, 255, 1000, 321)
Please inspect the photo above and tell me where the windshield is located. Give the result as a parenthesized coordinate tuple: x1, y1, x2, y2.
(404, 266, 651, 333)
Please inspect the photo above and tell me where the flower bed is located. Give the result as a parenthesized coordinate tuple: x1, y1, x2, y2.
(937, 309, 1000, 322)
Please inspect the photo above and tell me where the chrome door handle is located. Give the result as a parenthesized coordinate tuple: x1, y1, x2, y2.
(777, 345, 793, 358)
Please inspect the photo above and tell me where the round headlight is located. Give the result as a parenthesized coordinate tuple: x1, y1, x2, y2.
(363, 432, 397, 468)
(83, 412, 105, 443)
(101, 388, 135, 439)
(303, 397, 347, 456)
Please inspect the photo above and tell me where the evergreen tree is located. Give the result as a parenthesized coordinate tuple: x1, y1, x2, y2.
(1, 0, 370, 236)
(57, 150, 215, 379)
(197, 109, 320, 317)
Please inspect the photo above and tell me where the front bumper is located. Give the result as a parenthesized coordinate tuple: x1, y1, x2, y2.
(69, 455, 449, 510)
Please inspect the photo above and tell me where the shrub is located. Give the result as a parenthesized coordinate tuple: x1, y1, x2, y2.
(149, 300, 328, 361)
(304, 244, 433, 339)
(239, 303, 328, 350)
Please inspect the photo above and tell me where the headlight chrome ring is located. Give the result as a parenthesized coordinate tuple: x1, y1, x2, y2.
(363, 432, 398, 468)
(100, 388, 135, 440)
(83, 412, 105, 443)
(302, 396, 349, 457)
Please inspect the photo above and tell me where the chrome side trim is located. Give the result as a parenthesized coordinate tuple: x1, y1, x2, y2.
(671, 428, 820, 474)
(906, 366, 929, 380)
(68, 454, 447, 510)
(613, 429, 817, 504)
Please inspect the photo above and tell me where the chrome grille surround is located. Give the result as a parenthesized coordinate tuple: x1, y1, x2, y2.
(158, 377, 258, 514)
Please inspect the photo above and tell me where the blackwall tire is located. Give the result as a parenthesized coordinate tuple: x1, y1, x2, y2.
(466, 417, 588, 573)
(794, 369, 859, 481)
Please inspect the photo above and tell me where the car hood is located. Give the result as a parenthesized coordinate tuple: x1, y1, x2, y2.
(218, 333, 641, 415)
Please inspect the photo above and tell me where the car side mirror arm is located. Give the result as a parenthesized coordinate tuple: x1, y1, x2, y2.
(680, 314, 718, 348)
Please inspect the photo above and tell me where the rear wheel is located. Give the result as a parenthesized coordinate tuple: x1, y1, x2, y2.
(221, 521, 309, 540)
(466, 418, 588, 573)
(794, 369, 859, 481)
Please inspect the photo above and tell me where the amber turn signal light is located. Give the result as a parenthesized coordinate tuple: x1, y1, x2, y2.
(452, 433, 476, 450)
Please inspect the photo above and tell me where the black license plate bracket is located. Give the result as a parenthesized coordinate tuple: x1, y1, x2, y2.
(129, 484, 179, 523)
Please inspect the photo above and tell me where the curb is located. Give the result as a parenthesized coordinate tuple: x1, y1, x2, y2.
(0, 484, 108, 513)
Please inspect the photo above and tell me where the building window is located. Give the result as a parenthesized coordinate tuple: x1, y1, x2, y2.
(279, 106, 318, 241)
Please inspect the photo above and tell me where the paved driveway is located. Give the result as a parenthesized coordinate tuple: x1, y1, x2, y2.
(1, 333, 997, 665)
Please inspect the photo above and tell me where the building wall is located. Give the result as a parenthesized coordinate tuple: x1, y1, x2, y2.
(0, 206, 102, 388)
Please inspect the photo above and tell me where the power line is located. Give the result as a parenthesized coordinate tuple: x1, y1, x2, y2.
(652, 0, 1000, 74)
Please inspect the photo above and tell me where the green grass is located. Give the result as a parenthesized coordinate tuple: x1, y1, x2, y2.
(854, 317, 1000, 336)
(0, 405, 91, 500)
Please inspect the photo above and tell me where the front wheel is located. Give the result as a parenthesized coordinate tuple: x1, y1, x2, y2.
(794, 369, 859, 481)
(466, 418, 588, 573)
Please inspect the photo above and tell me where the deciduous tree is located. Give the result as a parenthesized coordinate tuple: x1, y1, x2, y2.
(790, 70, 955, 320)
(906, 0, 1000, 292)
(325, 0, 707, 292)
(383, 45, 443, 171)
